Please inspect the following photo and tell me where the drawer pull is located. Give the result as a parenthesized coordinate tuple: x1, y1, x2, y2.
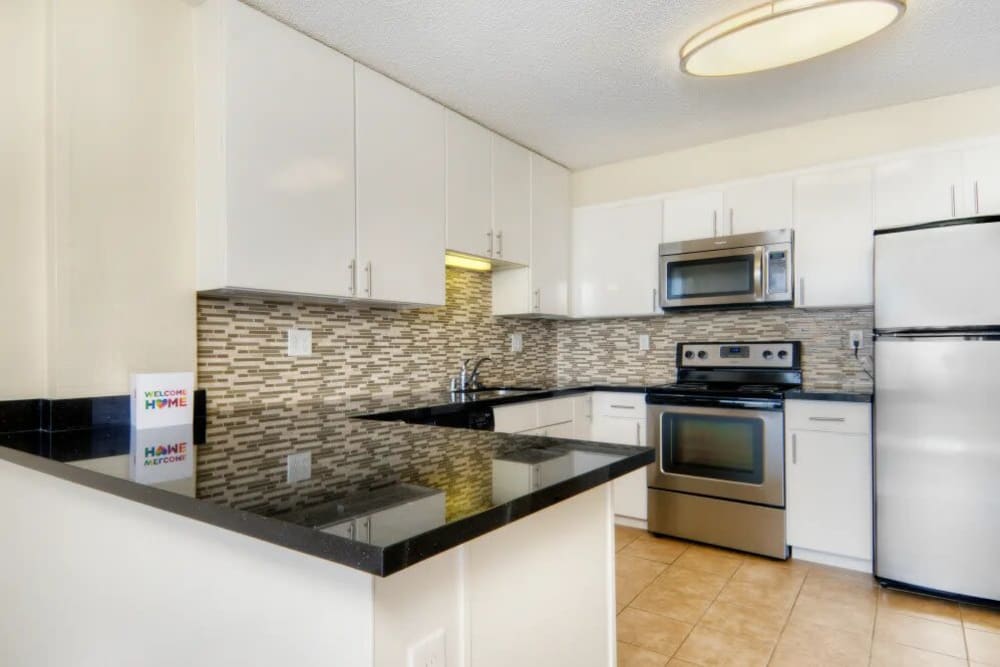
(610, 404, 635, 410)
(809, 416, 846, 422)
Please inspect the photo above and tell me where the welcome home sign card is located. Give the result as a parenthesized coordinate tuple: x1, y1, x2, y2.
(130, 372, 194, 430)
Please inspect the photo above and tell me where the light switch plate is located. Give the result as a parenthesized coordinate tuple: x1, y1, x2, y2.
(287, 328, 312, 356)
(287, 452, 311, 483)
(510, 333, 523, 353)
(638, 334, 650, 352)
(407, 629, 446, 667)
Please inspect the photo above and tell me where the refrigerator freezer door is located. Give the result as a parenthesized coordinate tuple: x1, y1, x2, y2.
(875, 337, 1000, 600)
(874, 219, 1000, 331)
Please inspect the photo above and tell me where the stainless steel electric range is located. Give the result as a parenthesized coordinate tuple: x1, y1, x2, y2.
(645, 341, 802, 559)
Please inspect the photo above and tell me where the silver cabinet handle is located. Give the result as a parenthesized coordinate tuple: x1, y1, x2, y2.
(712, 210, 718, 237)
(359, 517, 371, 543)
(348, 522, 356, 539)
(809, 416, 846, 422)
(533, 288, 540, 312)
(974, 181, 981, 215)
(364, 261, 372, 297)
(729, 208, 734, 235)
(610, 404, 635, 410)
(799, 277, 805, 307)
(487, 231, 493, 256)
(496, 230, 504, 258)
(792, 433, 797, 464)
(951, 184, 957, 217)
(348, 259, 356, 296)
(635, 422, 640, 445)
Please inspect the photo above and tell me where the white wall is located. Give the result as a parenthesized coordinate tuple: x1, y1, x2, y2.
(45, 0, 197, 398)
(573, 86, 1000, 207)
(0, 0, 48, 400)
(0, 458, 374, 667)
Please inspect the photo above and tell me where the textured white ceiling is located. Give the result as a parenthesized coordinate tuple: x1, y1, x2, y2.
(243, 0, 1000, 169)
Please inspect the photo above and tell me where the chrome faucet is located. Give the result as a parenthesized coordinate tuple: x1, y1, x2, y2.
(469, 357, 492, 391)
(450, 357, 492, 392)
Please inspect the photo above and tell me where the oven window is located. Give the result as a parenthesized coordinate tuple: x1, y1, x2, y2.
(661, 413, 764, 484)
(666, 255, 754, 299)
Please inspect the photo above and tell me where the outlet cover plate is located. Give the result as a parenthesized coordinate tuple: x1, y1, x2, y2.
(849, 330, 864, 350)
(408, 630, 445, 667)
(638, 334, 650, 352)
(287, 328, 312, 357)
(510, 333, 523, 353)
(287, 452, 311, 483)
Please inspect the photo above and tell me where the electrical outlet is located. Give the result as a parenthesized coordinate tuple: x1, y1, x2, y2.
(849, 330, 864, 351)
(510, 333, 523, 353)
(287, 328, 312, 357)
(407, 630, 445, 667)
(638, 334, 650, 352)
(286, 452, 311, 483)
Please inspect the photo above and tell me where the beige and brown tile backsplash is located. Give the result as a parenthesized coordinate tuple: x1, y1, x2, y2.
(197, 268, 872, 413)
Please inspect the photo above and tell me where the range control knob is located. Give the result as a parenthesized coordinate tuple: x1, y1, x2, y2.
(697, 350, 708, 360)
(684, 350, 694, 359)
(762, 350, 773, 360)
(777, 350, 788, 360)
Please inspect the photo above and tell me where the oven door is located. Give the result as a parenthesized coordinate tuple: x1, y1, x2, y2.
(659, 246, 764, 309)
(647, 403, 785, 507)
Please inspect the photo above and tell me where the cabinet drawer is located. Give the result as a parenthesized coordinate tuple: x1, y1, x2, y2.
(593, 392, 645, 417)
(537, 397, 574, 427)
(493, 402, 538, 433)
(785, 400, 870, 434)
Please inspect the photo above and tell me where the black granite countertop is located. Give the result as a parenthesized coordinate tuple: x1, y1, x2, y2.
(0, 385, 653, 576)
(784, 388, 873, 403)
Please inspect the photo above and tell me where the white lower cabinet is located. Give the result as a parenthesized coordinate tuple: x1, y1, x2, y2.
(319, 485, 445, 547)
(785, 400, 873, 572)
(591, 392, 648, 521)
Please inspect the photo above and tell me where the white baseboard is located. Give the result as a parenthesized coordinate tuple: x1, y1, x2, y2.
(791, 546, 872, 573)
(614, 516, 648, 530)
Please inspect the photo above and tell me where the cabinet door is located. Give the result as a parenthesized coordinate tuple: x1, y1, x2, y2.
(786, 430, 872, 561)
(661, 190, 724, 242)
(963, 142, 1000, 217)
(355, 63, 445, 305)
(492, 135, 531, 266)
(224, 0, 356, 296)
(545, 421, 575, 439)
(446, 111, 493, 258)
(531, 155, 571, 316)
(794, 166, 874, 308)
(723, 175, 794, 235)
(367, 493, 446, 547)
(592, 416, 647, 520)
(572, 394, 593, 440)
(571, 201, 663, 317)
(874, 150, 964, 229)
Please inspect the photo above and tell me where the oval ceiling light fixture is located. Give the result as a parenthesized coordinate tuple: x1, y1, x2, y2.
(680, 0, 906, 77)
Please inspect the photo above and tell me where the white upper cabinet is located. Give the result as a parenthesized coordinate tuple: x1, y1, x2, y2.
(874, 150, 964, 229)
(355, 63, 445, 306)
(196, 0, 357, 296)
(572, 200, 663, 318)
(530, 155, 571, 316)
(794, 166, 875, 308)
(445, 111, 494, 259)
(723, 175, 795, 235)
(963, 142, 1000, 217)
(662, 190, 724, 242)
(492, 135, 532, 266)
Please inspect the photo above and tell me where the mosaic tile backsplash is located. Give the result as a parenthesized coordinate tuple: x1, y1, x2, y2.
(198, 268, 873, 415)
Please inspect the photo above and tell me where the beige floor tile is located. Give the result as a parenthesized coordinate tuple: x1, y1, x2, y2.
(879, 589, 962, 625)
(770, 618, 872, 666)
(789, 591, 876, 635)
(800, 570, 878, 607)
(617, 525, 647, 552)
(617, 641, 671, 667)
(875, 609, 967, 659)
(617, 608, 692, 658)
(621, 535, 689, 564)
(631, 584, 713, 625)
(673, 544, 744, 578)
(715, 578, 802, 612)
(967, 627, 1000, 666)
(964, 605, 1000, 634)
(731, 557, 808, 587)
(807, 562, 877, 585)
(696, 599, 788, 643)
(653, 565, 729, 599)
(673, 625, 774, 667)
(617, 554, 669, 608)
(666, 660, 702, 666)
(870, 640, 969, 666)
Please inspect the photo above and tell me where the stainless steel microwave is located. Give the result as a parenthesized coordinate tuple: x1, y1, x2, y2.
(658, 229, 793, 310)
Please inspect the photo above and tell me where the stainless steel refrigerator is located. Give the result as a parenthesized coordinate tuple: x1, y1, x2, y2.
(874, 214, 1000, 602)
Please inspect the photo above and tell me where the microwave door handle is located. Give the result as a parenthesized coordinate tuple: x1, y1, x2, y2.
(754, 247, 765, 299)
